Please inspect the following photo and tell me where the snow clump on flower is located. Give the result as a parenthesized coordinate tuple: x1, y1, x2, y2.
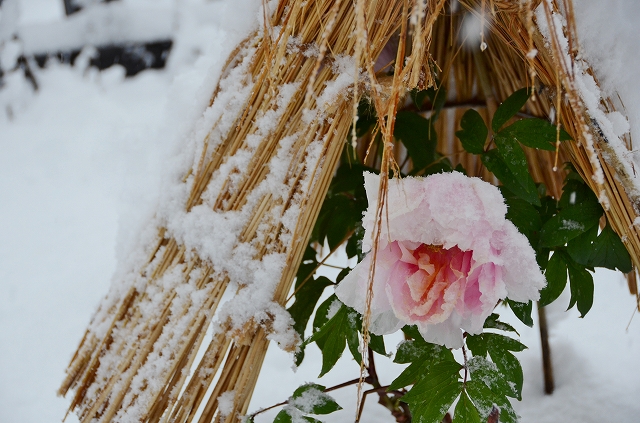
(335, 172, 545, 348)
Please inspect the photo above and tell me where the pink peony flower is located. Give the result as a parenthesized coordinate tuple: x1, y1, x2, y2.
(335, 172, 545, 348)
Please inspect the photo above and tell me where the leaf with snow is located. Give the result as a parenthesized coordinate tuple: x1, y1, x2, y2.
(506, 300, 534, 328)
(390, 328, 456, 390)
(400, 361, 463, 423)
(466, 334, 526, 400)
(453, 392, 481, 423)
(290, 383, 342, 415)
(539, 201, 603, 247)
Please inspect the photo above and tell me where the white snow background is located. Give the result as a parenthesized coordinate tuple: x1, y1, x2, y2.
(0, 1, 639, 422)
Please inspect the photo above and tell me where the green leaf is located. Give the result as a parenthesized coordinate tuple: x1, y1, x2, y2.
(490, 348, 524, 400)
(465, 379, 518, 423)
(567, 259, 594, 317)
(307, 299, 349, 376)
(273, 409, 292, 423)
(498, 118, 571, 151)
(467, 356, 518, 399)
(492, 87, 531, 133)
(507, 299, 534, 327)
(402, 361, 462, 402)
(291, 384, 342, 415)
(482, 314, 518, 335)
(288, 276, 333, 336)
(369, 333, 387, 356)
(540, 251, 568, 306)
(394, 339, 453, 364)
(558, 177, 598, 210)
(345, 309, 363, 363)
(401, 361, 463, 423)
(504, 196, 542, 242)
(494, 134, 539, 206)
(453, 392, 481, 423)
(568, 224, 632, 272)
(390, 338, 456, 390)
(482, 149, 540, 206)
(456, 109, 487, 154)
(394, 111, 437, 170)
(538, 201, 603, 247)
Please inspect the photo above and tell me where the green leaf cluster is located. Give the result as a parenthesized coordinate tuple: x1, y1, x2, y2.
(272, 383, 342, 423)
(388, 321, 524, 423)
(300, 296, 385, 375)
(456, 88, 631, 319)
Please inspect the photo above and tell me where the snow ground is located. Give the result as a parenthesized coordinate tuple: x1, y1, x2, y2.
(1, 1, 639, 423)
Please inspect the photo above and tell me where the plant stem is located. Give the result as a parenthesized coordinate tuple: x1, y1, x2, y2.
(537, 302, 555, 394)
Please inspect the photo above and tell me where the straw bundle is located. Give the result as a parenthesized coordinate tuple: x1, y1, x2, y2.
(59, 1, 417, 421)
(60, 0, 640, 422)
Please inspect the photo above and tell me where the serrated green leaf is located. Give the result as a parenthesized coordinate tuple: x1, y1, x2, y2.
(490, 349, 523, 400)
(492, 87, 531, 133)
(389, 361, 427, 390)
(465, 335, 488, 358)
(540, 251, 568, 306)
(483, 313, 518, 334)
(568, 224, 632, 273)
(567, 260, 594, 317)
(401, 324, 424, 341)
(394, 339, 453, 364)
(288, 276, 333, 336)
(394, 111, 437, 170)
(465, 379, 518, 423)
(485, 332, 527, 352)
(408, 381, 462, 423)
(507, 299, 534, 327)
(390, 340, 456, 390)
(453, 391, 481, 423)
(482, 149, 540, 206)
(456, 109, 487, 154)
(539, 201, 603, 247)
(402, 361, 462, 403)
(498, 118, 571, 151)
(468, 356, 518, 399)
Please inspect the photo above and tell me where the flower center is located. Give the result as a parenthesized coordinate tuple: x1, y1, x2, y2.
(391, 241, 474, 320)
